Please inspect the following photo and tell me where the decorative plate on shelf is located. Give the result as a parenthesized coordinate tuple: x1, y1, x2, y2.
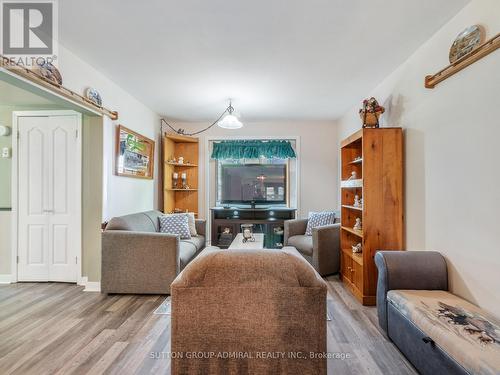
(35, 61, 62, 85)
(449, 25, 484, 63)
(85, 87, 103, 106)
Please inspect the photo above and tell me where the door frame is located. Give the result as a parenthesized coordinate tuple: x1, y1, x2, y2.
(11, 110, 83, 283)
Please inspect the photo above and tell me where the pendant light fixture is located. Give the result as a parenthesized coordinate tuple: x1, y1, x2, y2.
(217, 101, 243, 129)
(160, 100, 243, 136)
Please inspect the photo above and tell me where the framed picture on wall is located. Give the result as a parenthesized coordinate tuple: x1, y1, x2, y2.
(116, 125, 155, 179)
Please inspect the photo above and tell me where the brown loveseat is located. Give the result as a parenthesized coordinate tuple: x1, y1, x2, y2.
(101, 210, 206, 294)
(171, 246, 327, 374)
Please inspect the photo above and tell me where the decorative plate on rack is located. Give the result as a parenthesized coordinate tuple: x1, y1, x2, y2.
(85, 87, 103, 106)
(449, 25, 484, 63)
(35, 61, 63, 85)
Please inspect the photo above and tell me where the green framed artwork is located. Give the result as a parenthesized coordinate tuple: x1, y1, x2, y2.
(116, 125, 155, 179)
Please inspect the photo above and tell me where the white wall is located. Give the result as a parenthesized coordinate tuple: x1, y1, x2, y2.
(173, 121, 338, 219)
(336, 0, 500, 315)
(0, 45, 161, 281)
(57, 46, 161, 219)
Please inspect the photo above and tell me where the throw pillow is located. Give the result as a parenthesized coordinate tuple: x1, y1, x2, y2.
(165, 213, 197, 236)
(305, 211, 336, 236)
(159, 214, 191, 239)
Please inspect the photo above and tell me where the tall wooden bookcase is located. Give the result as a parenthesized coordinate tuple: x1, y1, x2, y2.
(163, 134, 199, 216)
(340, 128, 404, 305)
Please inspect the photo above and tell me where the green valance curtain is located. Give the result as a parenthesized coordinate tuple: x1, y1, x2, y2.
(211, 140, 296, 160)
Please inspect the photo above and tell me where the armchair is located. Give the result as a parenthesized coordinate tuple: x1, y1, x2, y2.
(284, 217, 340, 276)
(171, 247, 327, 374)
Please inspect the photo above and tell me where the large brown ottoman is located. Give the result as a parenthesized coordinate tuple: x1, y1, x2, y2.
(171, 246, 327, 374)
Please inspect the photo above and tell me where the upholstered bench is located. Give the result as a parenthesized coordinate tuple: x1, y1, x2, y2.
(375, 251, 500, 375)
(171, 246, 328, 375)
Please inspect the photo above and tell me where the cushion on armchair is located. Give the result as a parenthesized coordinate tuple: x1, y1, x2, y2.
(305, 211, 336, 235)
(287, 235, 313, 256)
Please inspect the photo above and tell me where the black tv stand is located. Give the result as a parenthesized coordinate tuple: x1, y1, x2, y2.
(210, 207, 296, 249)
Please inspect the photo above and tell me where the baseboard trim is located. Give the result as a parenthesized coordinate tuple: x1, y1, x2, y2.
(84, 281, 101, 292)
(0, 274, 12, 284)
(78, 276, 101, 292)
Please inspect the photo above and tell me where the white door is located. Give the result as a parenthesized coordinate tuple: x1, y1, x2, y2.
(17, 113, 81, 282)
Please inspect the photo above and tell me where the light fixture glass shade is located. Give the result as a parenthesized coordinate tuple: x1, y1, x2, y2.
(218, 114, 243, 129)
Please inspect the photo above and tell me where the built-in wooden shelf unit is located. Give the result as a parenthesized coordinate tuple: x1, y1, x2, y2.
(163, 134, 199, 216)
(340, 128, 404, 306)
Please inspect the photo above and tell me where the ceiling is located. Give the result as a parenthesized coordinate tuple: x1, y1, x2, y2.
(59, 0, 469, 121)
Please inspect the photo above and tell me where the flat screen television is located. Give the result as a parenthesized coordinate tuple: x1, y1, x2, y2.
(219, 164, 287, 205)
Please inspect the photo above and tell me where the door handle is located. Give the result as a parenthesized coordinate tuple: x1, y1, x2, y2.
(43, 209, 54, 213)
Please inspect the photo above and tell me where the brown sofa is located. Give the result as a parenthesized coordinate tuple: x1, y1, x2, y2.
(284, 216, 340, 276)
(101, 210, 206, 294)
(171, 246, 327, 375)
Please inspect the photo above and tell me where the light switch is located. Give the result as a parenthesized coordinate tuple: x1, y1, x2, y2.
(1, 147, 11, 158)
(0, 125, 11, 136)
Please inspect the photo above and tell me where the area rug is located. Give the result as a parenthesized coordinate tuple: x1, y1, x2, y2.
(153, 296, 171, 315)
(154, 296, 333, 320)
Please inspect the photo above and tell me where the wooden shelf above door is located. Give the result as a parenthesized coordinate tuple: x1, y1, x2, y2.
(0, 56, 119, 120)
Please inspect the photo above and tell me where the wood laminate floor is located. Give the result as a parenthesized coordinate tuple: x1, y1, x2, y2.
(0, 277, 416, 375)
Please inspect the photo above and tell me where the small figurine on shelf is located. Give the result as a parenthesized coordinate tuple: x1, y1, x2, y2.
(360, 198, 363, 207)
(273, 226, 284, 236)
(359, 97, 385, 128)
(241, 224, 255, 243)
(181, 172, 188, 189)
(172, 172, 178, 189)
(353, 218, 362, 231)
(352, 243, 362, 253)
(178, 156, 184, 165)
(347, 171, 358, 180)
(353, 195, 362, 208)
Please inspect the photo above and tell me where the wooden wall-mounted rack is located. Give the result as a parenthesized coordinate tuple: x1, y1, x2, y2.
(425, 33, 500, 89)
(0, 55, 118, 120)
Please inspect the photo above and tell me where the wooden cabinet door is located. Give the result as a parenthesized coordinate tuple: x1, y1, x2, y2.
(341, 252, 353, 284)
(352, 261, 363, 294)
